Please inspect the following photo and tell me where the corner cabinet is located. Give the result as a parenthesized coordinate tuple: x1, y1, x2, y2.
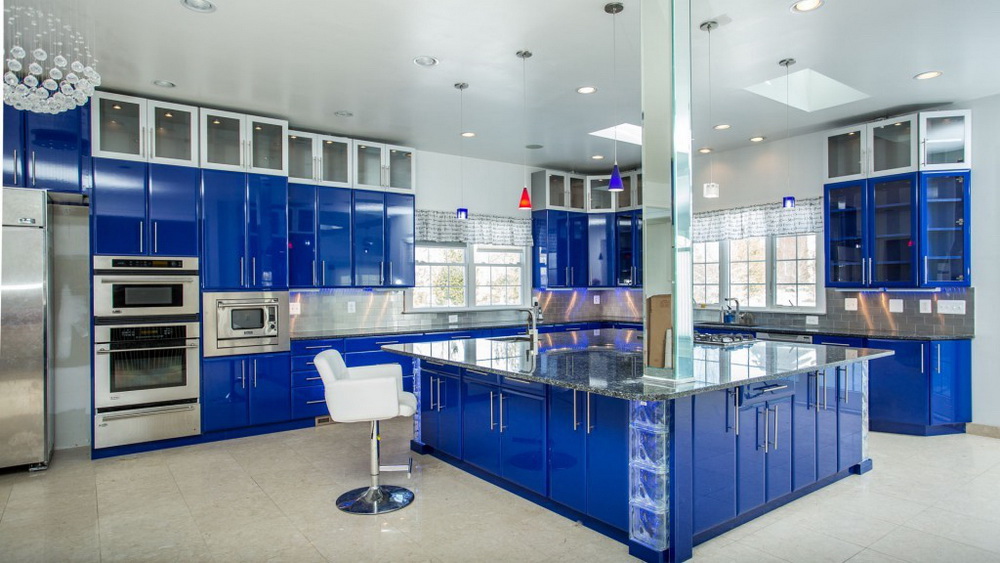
(531, 210, 588, 288)
(530, 170, 587, 211)
(616, 210, 643, 287)
(353, 142, 415, 192)
(91, 92, 199, 166)
(352, 190, 415, 287)
(287, 131, 352, 187)
(200, 108, 288, 176)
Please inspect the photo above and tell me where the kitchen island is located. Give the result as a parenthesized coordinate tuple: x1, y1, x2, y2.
(383, 329, 892, 563)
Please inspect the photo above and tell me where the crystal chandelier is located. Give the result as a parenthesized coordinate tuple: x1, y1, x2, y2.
(4, 3, 101, 113)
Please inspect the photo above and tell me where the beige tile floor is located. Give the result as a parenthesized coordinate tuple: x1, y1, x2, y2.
(2, 420, 1000, 562)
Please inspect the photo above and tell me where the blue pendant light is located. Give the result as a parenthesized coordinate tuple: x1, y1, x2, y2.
(783, 196, 796, 208)
(455, 82, 469, 219)
(606, 2, 625, 192)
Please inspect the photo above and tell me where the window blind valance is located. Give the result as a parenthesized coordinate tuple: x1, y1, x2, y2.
(416, 209, 533, 247)
(692, 197, 823, 242)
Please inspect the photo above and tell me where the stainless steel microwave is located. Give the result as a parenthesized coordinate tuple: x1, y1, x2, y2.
(202, 291, 289, 357)
(93, 256, 199, 318)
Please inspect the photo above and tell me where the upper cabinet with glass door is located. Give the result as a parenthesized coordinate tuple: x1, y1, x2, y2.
(919, 110, 971, 171)
(287, 130, 352, 187)
(528, 170, 588, 211)
(200, 108, 288, 176)
(354, 142, 415, 192)
(92, 92, 199, 166)
(587, 175, 615, 212)
(616, 170, 642, 211)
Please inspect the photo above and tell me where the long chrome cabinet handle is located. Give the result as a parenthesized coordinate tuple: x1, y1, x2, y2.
(240, 257, 245, 286)
(149, 128, 154, 159)
(920, 344, 925, 374)
(304, 376, 321, 381)
(140, 126, 145, 158)
(924, 256, 929, 285)
(586, 392, 593, 434)
(253, 358, 258, 388)
(138, 220, 144, 253)
(489, 391, 496, 430)
(428, 376, 436, 410)
(436, 377, 443, 411)
(763, 406, 770, 454)
(499, 393, 506, 433)
(241, 360, 246, 389)
(572, 390, 579, 430)
(772, 406, 779, 451)
(12, 149, 17, 184)
(153, 222, 159, 253)
(937, 344, 941, 373)
(734, 388, 740, 435)
(252, 257, 256, 286)
(839, 366, 848, 404)
(31, 150, 36, 186)
(322, 261, 327, 286)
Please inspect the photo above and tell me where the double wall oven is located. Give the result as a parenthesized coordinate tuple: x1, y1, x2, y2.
(92, 257, 202, 448)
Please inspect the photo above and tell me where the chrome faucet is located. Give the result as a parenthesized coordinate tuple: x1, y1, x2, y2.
(522, 301, 542, 349)
(722, 298, 740, 324)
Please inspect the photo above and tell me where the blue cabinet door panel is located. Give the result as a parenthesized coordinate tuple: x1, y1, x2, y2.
(837, 365, 864, 471)
(500, 389, 547, 495)
(825, 181, 868, 287)
(792, 373, 818, 491)
(385, 193, 415, 287)
(867, 339, 928, 427)
(765, 398, 793, 502)
(292, 385, 328, 419)
(420, 369, 438, 448)
(201, 170, 247, 290)
(248, 353, 291, 426)
(585, 393, 629, 530)
(287, 183, 317, 288)
(3, 105, 25, 186)
(317, 187, 353, 287)
(202, 357, 249, 432)
(692, 389, 737, 534)
(147, 164, 200, 256)
(92, 158, 147, 255)
(23, 106, 84, 192)
(436, 373, 463, 458)
(587, 213, 616, 287)
(737, 404, 766, 514)
(548, 387, 587, 513)
(462, 381, 501, 475)
(567, 212, 589, 287)
(929, 340, 972, 426)
(634, 212, 643, 286)
(353, 190, 386, 286)
(246, 174, 288, 289)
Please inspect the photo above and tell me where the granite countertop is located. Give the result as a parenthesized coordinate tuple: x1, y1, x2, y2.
(289, 319, 613, 340)
(694, 322, 974, 341)
(382, 329, 893, 401)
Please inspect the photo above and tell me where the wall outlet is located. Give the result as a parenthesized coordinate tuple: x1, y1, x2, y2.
(805, 315, 819, 325)
(938, 300, 966, 315)
(919, 299, 932, 314)
(889, 299, 904, 313)
(844, 298, 858, 312)
(347, 301, 356, 314)
(593, 294, 601, 305)
(288, 301, 301, 316)
(449, 314, 459, 323)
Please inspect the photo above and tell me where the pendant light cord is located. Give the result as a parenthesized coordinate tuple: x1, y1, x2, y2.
(521, 53, 528, 188)
(460, 85, 465, 210)
(613, 7, 619, 165)
(785, 61, 791, 195)
(707, 23, 714, 184)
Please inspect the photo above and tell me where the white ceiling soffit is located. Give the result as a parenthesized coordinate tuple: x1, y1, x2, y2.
(589, 123, 644, 146)
(744, 68, 869, 112)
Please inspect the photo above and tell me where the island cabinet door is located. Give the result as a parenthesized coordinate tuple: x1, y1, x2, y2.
(419, 370, 439, 449)
(247, 353, 291, 426)
(837, 364, 864, 471)
(816, 369, 839, 479)
(867, 339, 927, 427)
(500, 389, 547, 496)
(585, 393, 629, 531)
(792, 372, 818, 491)
(692, 388, 737, 535)
(548, 387, 587, 513)
(736, 403, 766, 514)
(765, 397, 793, 502)
(462, 381, 501, 476)
(929, 340, 972, 426)
(435, 372, 463, 458)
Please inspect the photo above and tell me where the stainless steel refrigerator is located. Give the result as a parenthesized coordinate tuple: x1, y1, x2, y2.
(1, 187, 53, 470)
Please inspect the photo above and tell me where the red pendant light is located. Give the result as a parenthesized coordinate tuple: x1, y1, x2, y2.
(516, 50, 533, 211)
(518, 187, 532, 209)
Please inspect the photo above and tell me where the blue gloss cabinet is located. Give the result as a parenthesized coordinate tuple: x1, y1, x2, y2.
(92, 159, 200, 256)
(531, 210, 589, 288)
(2, 105, 25, 186)
(587, 213, 616, 287)
(419, 364, 463, 458)
(202, 353, 291, 432)
(201, 170, 288, 290)
(919, 171, 971, 286)
(288, 184, 353, 288)
(692, 389, 737, 535)
(4, 104, 90, 192)
(352, 190, 415, 287)
(616, 210, 643, 287)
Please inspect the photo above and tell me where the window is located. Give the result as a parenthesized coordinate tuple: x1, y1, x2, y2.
(693, 241, 721, 306)
(409, 243, 528, 311)
(775, 234, 818, 308)
(413, 245, 467, 308)
(728, 237, 767, 308)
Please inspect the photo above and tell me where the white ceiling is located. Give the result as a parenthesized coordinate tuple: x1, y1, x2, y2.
(30, 0, 1000, 170)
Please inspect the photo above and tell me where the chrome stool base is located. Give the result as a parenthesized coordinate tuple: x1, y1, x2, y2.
(336, 485, 415, 515)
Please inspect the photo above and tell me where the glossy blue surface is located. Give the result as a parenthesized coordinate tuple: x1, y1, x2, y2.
(532, 210, 567, 288)
(92, 158, 147, 255)
(791, 373, 818, 491)
(201, 169, 248, 290)
(825, 180, 867, 288)
(421, 366, 463, 458)
(3, 104, 25, 186)
(869, 173, 919, 287)
(500, 389, 547, 495)
(248, 353, 292, 425)
(567, 212, 589, 287)
(287, 183, 318, 287)
(692, 389, 737, 534)
(616, 211, 643, 287)
(462, 380, 502, 475)
(352, 189, 386, 286)
(385, 193, 416, 287)
(930, 339, 972, 426)
(588, 213, 617, 287)
(837, 364, 864, 471)
(919, 171, 971, 287)
(318, 187, 354, 287)
(202, 356, 250, 432)
(548, 387, 588, 513)
(22, 105, 87, 192)
(765, 396, 793, 501)
(148, 164, 200, 256)
(867, 338, 926, 428)
(585, 393, 629, 530)
(246, 174, 288, 289)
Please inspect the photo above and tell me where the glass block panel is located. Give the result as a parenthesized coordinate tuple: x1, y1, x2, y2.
(630, 400, 668, 429)
(629, 504, 668, 551)
(630, 463, 667, 510)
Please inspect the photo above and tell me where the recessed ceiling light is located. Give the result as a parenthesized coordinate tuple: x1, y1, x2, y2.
(325, 140, 333, 144)
(790, 0, 823, 13)
(713, 124, 731, 130)
(914, 70, 943, 80)
(152, 79, 176, 88)
(164, 112, 173, 118)
(526, 144, 543, 150)
(180, 0, 216, 13)
(591, 155, 605, 160)
(290, 135, 297, 139)
(413, 56, 439, 68)
(577, 86, 597, 94)
(254, 126, 262, 131)
(698, 147, 712, 154)
(212, 119, 221, 125)
(749, 136, 766, 142)
(334, 111, 353, 117)
(461, 132, 476, 138)
(111, 104, 121, 110)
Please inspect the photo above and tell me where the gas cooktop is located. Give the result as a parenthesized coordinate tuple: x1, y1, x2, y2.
(694, 332, 758, 347)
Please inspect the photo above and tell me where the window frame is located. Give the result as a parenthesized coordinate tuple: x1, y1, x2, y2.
(405, 242, 531, 313)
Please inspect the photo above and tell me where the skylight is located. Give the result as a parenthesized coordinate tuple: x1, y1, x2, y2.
(744, 68, 868, 112)
(589, 123, 643, 145)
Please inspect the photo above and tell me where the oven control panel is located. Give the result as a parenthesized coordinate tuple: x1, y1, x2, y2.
(111, 325, 187, 342)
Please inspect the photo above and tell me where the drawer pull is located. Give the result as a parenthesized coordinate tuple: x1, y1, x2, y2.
(426, 360, 445, 366)
(305, 376, 322, 381)
(759, 383, 789, 393)
(376, 340, 399, 345)
(305, 399, 326, 405)
(304, 345, 334, 350)
(466, 369, 491, 377)
(506, 377, 533, 385)
(450, 335, 471, 340)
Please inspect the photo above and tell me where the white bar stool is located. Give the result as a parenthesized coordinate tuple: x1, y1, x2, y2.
(314, 349, 417, 514)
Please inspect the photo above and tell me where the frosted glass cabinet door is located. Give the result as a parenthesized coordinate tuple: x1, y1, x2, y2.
(920, 110, 972, 171)
(318, 135, 352, 187)
(148, 101, 198, 166)
(548, 174, 567, 208)
(868, 114, 917, 177)
(248, 116, 287, 176)
(825, 125, 866, 182)
(386, 145, 414, 192)
(354, 142, 384, 189)
(588, 176, 614, 211)
(616, 173, 635, 210)
(287, 131, 317, 182)
(200, 109, 245, 171)
(93, 92, 145, 162)
(568, 175, 587, 210)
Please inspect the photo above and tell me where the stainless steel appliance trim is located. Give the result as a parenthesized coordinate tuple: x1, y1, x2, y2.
(93, 336, 201, 409)
(92, 256, 200, 271)
(202, 291, 290, 357)
(97, 276, 198, 284)
(93, 321, 200, 343)
(93, 403, 200, 449)
(100, 404, 194, 421)
(96, 344, 198, 354)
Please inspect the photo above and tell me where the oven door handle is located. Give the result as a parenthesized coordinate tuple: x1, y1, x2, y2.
(96, 344, 200, 354)
(97, 277, 198, 284)
(99, 405, 195, 421)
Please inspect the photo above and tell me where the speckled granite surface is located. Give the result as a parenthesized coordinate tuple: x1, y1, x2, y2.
(382, 329, 892, 401)
(696, 323, 974, 341)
